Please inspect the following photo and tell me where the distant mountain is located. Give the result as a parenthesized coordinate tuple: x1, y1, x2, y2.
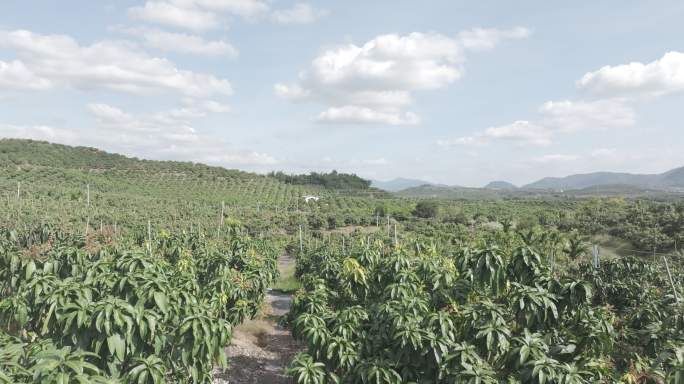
(371, 178, 434, 192)
(523, 166, 684, 190)
(484, 181, 518, 190)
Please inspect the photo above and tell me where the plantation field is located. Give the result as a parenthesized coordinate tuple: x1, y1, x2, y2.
(1, 139, 683, 383)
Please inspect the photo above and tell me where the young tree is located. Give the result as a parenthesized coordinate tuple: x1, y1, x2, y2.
(413, 201, 439, 219)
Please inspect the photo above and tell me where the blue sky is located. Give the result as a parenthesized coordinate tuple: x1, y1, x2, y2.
(1, 1, 683, 186)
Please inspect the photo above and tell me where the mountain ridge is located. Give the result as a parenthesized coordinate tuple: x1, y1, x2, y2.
(523, 167, 684, 190)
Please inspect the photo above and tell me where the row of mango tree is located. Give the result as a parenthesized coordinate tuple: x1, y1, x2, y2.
(0, 223, 279, 383)
(287, 231, 684, 383)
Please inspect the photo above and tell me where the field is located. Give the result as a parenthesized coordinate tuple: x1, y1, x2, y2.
(1, 139, 683, 383)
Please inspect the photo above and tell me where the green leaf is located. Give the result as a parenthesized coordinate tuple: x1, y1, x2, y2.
(26, 260, 36, 280)
(153, 292, 168, 314)
(107, 333, 125, 361)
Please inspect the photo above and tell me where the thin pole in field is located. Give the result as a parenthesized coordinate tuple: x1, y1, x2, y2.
(86, 184, 90, 208)
(662, 255, 680, 303)
(386, 215, 390, 236)
(147, 220, 152, 255)
(394, 223, 398, 246)
(653, 229, 657, 263)
(299, 225, 303, 253)
(217, 201, 225, 238)
(16, 182, 20, 201)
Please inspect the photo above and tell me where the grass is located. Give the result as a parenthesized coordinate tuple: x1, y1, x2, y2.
(590, 234, 636, 260)
(272, 262, 301, 293)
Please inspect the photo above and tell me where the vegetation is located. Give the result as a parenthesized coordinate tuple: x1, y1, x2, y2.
(1, 139, 684, 382)
(269, 170, 372, 190)
(413, 200, 439, 218)
(0, 224, 278, 383)
(288, 232, 684, 383)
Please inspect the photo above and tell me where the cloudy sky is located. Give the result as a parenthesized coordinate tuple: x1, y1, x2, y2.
(1, 1, 683, 186)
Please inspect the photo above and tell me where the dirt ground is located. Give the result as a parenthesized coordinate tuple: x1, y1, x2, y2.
(213, 254, 302, 384)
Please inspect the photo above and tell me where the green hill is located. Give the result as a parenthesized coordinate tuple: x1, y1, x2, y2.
(0, 139, 386, 233)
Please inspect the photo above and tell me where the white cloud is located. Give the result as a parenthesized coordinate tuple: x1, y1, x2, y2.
(0, 29, 233, 97)
(440, 98, 635, 149)
(0, 60, 52, 90)
(456, 26, 531, 51)
(87, 103, 276, 165)
(276, 28, 529, 125)
(129, 1, 219, 30)
(533, 154, 579, 162)
(482, 120, 551, 145)
(540, 99, 635, 132)
(114, 26, 238, 57)
(202, 100, 232, 113)
(441, 120, 551, 147)
(273, 83, 311, 101)
(128, 0, 269, 30)
(316, 106, 420, 126)
(578, 51, 684, 97)
(271, 3, 329, 24)
(0, 124, 79, 144)
(1, 103, 274, 167)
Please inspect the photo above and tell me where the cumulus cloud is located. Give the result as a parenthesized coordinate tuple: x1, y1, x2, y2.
(1, 103, 275, 168)
(578, 51, 684, 97)
(0, 124, 79, 144)
(0, 29, 233, 97)
(440, 99, 635, 148)
(0, 60, 52, 90)
(113, 26, 238, 57)
(89, 103, 276, 165)
(271, 3, 329, 24)
(316, 106, 420, 125)
(129, 0, 270, 30)
(276, 28, 529, 125)
(540, 99, 635, 132)
(456, 26, 531, 50)
(439, 120, 551, 147)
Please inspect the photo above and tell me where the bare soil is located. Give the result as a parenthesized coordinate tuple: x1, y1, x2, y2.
(213, 254, 302, 384)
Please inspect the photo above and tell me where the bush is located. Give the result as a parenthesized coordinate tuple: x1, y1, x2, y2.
(413, 201, 439, 219)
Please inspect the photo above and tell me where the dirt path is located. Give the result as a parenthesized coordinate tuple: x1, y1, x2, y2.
(213, 254, 301, 384)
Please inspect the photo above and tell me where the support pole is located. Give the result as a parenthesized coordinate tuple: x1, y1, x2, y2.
(663, 255, 680, 303)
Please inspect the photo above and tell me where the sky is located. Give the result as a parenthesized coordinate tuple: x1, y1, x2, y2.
(1, 1, 683, 187)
